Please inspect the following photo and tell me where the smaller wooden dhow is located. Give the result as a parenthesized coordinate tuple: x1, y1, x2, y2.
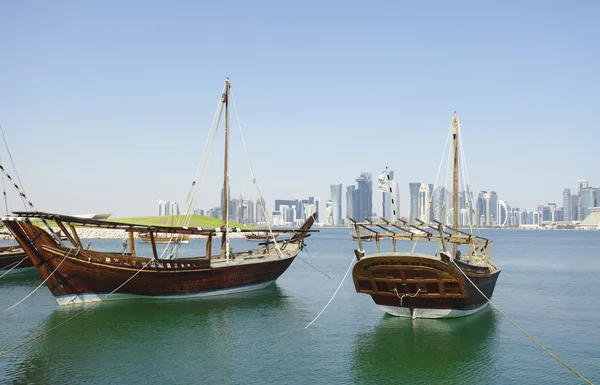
(350, 112, 500, 319)
(3, 211, 316, 305)
(139, 232, 190, 244)
(245, 231, 279, 241)
(351, 219, 500, 319)
(349, 228, 374, 241)
(0, 244, 32, 274)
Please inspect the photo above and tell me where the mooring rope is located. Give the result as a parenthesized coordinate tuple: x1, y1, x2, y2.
(0, 257, 153, 356)
(298, 247, 330, 279)
(452, 261, 593, 385)
(0, 256, 28, 279)
(2, 248, 75, 312)
(393, 287, 421, 307)
(304, 254, 355, 329)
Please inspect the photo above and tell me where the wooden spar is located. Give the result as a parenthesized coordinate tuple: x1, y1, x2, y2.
(452, 111, 460, 256)
(221, 78, 230, 259)
(55, 219, 78, 247)
(149, 231, 158, 260)
(205, 233, 212, 261)
(69, 224, 83, 248)
(129, 231, 135, 256)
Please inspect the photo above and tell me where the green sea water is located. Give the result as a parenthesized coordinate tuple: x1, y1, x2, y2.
(0, 228, 598, 384)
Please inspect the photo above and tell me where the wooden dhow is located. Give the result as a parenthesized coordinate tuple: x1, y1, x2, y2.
(0, 244, 32, 274)
(350, 112, 500, 319)
(2, 78, 317, 305)
(139, 233, 190, 244)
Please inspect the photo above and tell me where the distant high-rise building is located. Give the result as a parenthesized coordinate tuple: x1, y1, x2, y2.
(580, 187, 595, 221)
(577, 180, 590, 220)
(485, 191, 498, 226)
(346, 186, 355, 220)
(497, 200, 508, 227)
(381, 170, 399, 221)
(330, 183, 343, 226)
(417, 183, 433, 223)
(355, 172, 372, 220)
(325, 200, 333, 225)
(432, 186, 446, 223)
(255, 198, 266, 224)
(477, 191, 487, 226)
(571, 194, 579, 221)
(577, 180, 590, 193)
(563, 189, 572, 222)
(158, 200, 179, 216)
(408, 183, 421, 223)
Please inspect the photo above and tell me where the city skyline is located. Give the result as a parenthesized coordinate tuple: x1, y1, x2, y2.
(1, 2, 598, 217)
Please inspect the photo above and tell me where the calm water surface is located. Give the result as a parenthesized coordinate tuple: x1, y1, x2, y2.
(0, 228, 598, 384)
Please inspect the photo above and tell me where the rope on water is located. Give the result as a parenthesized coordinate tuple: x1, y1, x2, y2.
(452, 261, 593, 385)
(0, 256, 28, 279)
(298, 247, 330, 279)
(0, 257, 153, 356)
(2, 248, 76, 312)
(304, 253, 355, 329)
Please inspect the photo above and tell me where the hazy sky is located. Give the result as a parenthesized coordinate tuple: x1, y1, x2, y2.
(1, 1, 598, 218)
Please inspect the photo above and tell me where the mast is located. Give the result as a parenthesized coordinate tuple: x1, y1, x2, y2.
(451, 111, 459, 255)
(220, 78, 231, 259)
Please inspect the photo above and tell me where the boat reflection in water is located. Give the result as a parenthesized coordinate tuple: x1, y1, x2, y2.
(2, 285, 292, 384)
(351, 309, 499, 384)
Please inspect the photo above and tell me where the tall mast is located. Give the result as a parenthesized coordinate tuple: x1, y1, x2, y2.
(221, 78, 231, 259)
(451, 111, 460, 253)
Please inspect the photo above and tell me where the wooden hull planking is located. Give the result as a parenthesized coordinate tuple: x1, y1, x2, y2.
(352, 253, 500, 319)
(4, 220, 305, 304)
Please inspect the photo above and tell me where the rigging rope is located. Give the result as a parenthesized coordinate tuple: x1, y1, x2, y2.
(2, 248, 75, 312)
(181, 90, 226, 227)
(304, 254, 355, 329)
(0, 256, 28, 279)
(230, 90, 283, 258)
(452, 261, 593, 385)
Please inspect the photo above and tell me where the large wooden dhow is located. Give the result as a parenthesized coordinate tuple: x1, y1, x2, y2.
(2, 78, 317, 305)
(3, 212, 316, 305)
(351, 112, 500, 319)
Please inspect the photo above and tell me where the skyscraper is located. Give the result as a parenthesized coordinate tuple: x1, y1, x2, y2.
(346, 185, 355, 220)
(580, 187, 595, 221)
(477, 191, 487, 226)
(485, 191, 498, 226)
(330, 183, 343, 226)
(381, 170, 399, 221)
(431, 186, 446, 223)
(355, 172, 372, 220)
(417, 183, 433, 223)
(563, 188, 572, 222)
(408, 183, 421, 223)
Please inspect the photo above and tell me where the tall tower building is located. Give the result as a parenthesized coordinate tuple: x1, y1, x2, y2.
(477, 191, 487, 226)
(563, 189, 572, 222)
(580, 187, 595, 221)
(497, 200, 508, 227)
(330, 183, 343, 226)
(408, 183, 421, 223)
(485, 191, 498, 226)
(417, 183, 433, 223)
(255, 198, 266, 223)
(381, 170, 399, 221)
(432, 186, 446, 223)
(355, 172, 373, 220)
(346, 185, 355, 220)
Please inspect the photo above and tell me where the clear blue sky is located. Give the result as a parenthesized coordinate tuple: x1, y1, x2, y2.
(1, 1, 598, 218)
